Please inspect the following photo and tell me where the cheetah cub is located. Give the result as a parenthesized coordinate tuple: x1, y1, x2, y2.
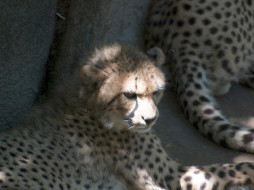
(0, 44, 254, 190)
(145, 0, 254, 153)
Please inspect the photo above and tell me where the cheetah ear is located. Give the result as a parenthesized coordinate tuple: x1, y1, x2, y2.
(146, 47, 165, 67)
(80, 64, 107, 84)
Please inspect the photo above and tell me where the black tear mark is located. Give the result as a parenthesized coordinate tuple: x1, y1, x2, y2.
(127, 99, 138, 119)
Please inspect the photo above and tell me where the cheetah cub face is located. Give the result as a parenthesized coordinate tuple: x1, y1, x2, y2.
(79, 45, 166, 132)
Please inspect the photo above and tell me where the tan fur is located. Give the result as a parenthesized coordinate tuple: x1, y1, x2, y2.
(0, 44, 254, 190)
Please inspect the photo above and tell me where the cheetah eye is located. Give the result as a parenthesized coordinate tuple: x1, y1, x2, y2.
(123, 92, 137, 100)
(153, 90, 161, 96)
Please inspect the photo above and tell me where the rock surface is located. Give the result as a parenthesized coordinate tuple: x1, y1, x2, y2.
(0, 0, 57, 130)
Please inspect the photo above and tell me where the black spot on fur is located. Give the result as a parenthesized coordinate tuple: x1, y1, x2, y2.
(186, 91, 194, 97)
(213, 116, 224, 121)
(183, 3, 191, 10)
(153, 173, 158, 180)
(235, 164, 242, 171)
(210, 167, 216, 173)
(195, 29, 202, 37)
(204, 39, 212, 46)
(222, 25, 229, 32)
(204, 109, 214, 115)
(219, 139, 229, 148)
(243, 133, 254, 144)
(193, 100, 201, 106)
(196, 9, 204, 14)
(232, 126, 240, 130)
(212, 182, 219, 190)
(218, 171, 225, 178)
(224, 37, 233, 44)
(178, 166, 186, 173)
(214, 13, 221, 19)
(165, 175, 174, 182)
(203, 19, 211, 25)
(172, 7, 178, 15)
(205, 172, 211, 180)
(199, 96, 209, 102)
(164, 29, 170, 37)
(194, 83, 202, 89)
(218, 124, 230, 132)
(184, 176, 192, 182)
(210, 27, 218, 34)
(247, 163, 254, 170)
(244, 178, 252, 185)
(228, 170, 235, 177)
(201, 183, 206, 190)
(187, 184, 192, 190)
(189, 17, 196, 25)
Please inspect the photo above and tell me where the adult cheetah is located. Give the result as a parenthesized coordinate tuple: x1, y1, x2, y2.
(0, 44, 254, 190)
(145, 0, 254, 153)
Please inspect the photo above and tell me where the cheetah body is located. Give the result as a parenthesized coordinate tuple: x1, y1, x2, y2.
(1, 45, 254, 190)
(0, 117, 125, 190)
(145, 0, 254, 153)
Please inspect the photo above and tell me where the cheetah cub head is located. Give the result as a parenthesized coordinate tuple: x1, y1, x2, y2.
(79, 44, 165, 132)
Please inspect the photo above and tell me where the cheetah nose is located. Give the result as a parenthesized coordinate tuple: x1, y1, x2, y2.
(143, 117, 156, 125)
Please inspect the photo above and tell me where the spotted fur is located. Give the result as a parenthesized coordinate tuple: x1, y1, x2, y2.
(144, 0, 254, 153)
(0, 44, 254, 190)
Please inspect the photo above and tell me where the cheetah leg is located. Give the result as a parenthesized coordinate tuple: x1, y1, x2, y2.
(180, 162, 254, 190)
(115, 168, 166, 190)
(173, 55, 254, 153)
(112, 160, 166, 190)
